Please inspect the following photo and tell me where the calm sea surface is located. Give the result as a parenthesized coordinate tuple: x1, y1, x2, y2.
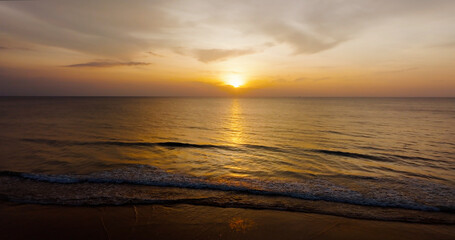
(0, 97, 454, 223)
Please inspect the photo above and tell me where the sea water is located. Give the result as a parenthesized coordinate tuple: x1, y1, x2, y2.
(0, 97, 454, 223)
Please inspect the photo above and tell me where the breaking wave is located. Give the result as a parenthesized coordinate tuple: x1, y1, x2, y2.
(0, 164, 454, 219)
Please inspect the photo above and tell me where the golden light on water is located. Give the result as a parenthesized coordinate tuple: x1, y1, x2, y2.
(225, 74, 245, 88)
(228, 99, 243, 145)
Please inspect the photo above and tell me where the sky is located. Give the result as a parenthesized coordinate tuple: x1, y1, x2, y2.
(0, 0, 455, 97)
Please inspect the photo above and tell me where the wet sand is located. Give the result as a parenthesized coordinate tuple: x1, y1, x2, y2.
(0, 202, 454, 240)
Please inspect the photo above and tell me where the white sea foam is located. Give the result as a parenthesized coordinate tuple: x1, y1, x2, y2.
(4, 164, 453, 213)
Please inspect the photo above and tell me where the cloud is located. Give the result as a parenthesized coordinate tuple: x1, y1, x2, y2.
(198, 0, 455, 54)
(432, 41, 455, 48)
(260, 23, 344, 54)
(66, 61, 150, 68)
(0, 66, 230, 96)
(146, 51, 164, 57)
(376, 67, 420, 74)
(0, 0, 181, 58)
(192, 48, 257, 63)
(0, 45, 31, 51)
(294, 76, 330, 82)
(1, 0, 454, 59)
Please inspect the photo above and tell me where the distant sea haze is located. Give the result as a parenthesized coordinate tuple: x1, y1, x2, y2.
(0, 97, 454, 223)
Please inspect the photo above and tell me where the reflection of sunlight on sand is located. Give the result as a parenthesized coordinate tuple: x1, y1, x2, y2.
(229, 217, 255, 232)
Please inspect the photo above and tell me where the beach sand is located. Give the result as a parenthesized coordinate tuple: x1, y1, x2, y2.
(0, 202, 454, 240)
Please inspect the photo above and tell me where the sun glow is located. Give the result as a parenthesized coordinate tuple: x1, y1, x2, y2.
(225, 74, 245, 88)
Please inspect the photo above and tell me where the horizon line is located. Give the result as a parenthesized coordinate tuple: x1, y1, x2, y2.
(1, 96, 454, 98)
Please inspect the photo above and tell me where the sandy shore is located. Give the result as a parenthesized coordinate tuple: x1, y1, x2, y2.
(0, 202, 454, 240)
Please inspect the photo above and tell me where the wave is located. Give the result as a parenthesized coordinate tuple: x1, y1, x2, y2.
(21, 138, 291, 154)
(22, 138, 442, 166)
(21, 138, 237, 150)
(0, 164, 453, 214)
(1, 164, 454, 224)
(312, 149, 395, 162)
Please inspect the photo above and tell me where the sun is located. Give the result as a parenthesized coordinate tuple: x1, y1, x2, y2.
(225, 74, 245, 88)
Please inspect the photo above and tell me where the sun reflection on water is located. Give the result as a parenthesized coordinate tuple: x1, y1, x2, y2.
(228, 99, 244, 145)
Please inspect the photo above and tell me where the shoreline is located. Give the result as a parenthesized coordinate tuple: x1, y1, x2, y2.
(1, 202, 454, 240)
(2, 175, 454, 225)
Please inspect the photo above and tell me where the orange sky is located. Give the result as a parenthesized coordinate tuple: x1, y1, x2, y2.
(1, 0, 455, 96)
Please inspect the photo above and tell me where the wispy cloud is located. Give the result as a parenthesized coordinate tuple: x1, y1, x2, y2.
(431, 41, 455, 48)
(294, 76, 330, 82)
(192, 48, 257, 63)
(376, 67, 420, 74)
(1, 0, 453, 58)
(66, 61, 150, 68)
(146, 51, 164, 57)
(0, 45, 32, 51)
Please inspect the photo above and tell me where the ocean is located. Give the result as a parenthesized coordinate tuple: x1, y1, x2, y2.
(0, 97, 454, 223)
